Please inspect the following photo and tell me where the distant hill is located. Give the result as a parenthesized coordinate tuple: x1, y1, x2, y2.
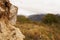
(17, 15, 32, 23)
(28, 14, 45, 21)
(17, 14, 60, 22)
(28, 14, 60, 22)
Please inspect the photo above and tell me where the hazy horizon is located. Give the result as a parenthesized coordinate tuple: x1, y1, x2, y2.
(10, 0, 60, 16)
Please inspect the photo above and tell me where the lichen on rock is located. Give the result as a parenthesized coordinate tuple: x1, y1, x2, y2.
(0, 0, 25, 40)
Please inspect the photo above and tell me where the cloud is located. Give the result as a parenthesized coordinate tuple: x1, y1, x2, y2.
(10, 0, 60, 16)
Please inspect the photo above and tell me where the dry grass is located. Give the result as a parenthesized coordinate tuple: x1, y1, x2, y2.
(15, 22, 60, 40)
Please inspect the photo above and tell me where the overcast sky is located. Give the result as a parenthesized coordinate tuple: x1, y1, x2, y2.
(10, 0, 60, 16)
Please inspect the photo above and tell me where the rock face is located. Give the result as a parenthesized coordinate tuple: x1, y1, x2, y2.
(0, 0, 25, 40)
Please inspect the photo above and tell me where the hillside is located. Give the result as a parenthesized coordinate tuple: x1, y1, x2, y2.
(28, 14, 45, 21)
(16, 22, 60, 40)
(15, 15, 60, 40)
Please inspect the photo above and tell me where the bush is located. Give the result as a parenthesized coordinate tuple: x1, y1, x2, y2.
(17, 15, 31, 23)
(42, 14, 59, 24)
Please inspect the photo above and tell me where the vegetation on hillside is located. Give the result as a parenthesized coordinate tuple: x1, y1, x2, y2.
(17, 15, 31, 23)
(42, 14, 60, 24)
(16, 14, 60, 40)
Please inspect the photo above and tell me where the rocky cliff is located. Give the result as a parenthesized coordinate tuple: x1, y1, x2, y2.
(0, 0, 25, 40)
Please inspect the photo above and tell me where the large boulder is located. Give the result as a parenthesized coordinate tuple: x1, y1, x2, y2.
(0, 0, 25, 40)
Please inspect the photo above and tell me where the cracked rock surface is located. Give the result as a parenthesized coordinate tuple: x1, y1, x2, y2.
(0, 0, 25, 40)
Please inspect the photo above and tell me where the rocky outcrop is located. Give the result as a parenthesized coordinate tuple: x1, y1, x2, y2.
(0, 0, 25, 40)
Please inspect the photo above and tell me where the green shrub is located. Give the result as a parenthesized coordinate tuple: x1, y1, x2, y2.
(17, 15, 31, 23)
(42, 14, 59, 24)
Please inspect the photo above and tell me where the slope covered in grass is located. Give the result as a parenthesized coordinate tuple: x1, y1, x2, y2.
(15, 15, 60, 40)
(15, 22, 60, 40)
